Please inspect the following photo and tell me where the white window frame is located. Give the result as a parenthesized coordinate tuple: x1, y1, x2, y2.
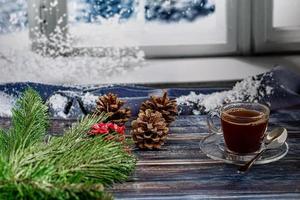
(143, 0, 239, 57)
(28, 0, 68, 37)
(253, 0, 300, 53)
(28, 0, 240, 57)
(27, 0, 300, 57)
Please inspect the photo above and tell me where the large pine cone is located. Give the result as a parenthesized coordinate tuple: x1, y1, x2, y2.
(95, 93, 131, 125)
(131, 109, 169, 150)
(140, 91, 178, 125)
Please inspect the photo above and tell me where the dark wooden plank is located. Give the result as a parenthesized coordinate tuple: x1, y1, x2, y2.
(111, 178, 300, 199)
(133, 132, 300, 161)
(1, 108, 299, 133)
(130, 160, 300, 182)
(111, 159, 300, 198)
(112, 108, 300, 199)
(114, 193, 300, 200)
(0, 106, 300, 199)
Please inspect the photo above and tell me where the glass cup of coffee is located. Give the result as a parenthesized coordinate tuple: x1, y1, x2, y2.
(207, 102, 270, 154)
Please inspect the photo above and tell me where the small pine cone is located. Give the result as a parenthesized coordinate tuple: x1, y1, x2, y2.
(96, 93, 131, 125)
(140, 91, 178, 125)
(131, 109, 169, 150)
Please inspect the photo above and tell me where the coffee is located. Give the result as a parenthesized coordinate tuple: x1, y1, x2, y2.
(221, 108, 268, 154)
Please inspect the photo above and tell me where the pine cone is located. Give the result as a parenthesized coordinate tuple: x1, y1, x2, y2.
(140, 91, 178, 125)
(131, 109, 169, 150)
(95, 93, 131, 125)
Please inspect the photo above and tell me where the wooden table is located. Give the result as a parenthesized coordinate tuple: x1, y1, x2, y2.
(1, 74, 300, 200)
(1, 103, 299, 199)
(112, 108, 300, 199)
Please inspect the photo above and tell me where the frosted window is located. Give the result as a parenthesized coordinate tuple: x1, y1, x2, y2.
(0, 0, 28, 33)
(68, 0, 226, 47)
(273, 0, 300, 28)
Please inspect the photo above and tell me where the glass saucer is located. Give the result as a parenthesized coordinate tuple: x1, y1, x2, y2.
(200, 133, 289, 165)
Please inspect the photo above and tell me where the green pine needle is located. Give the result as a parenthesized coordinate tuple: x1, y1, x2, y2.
(0, 88, 136, 200)
(1, 88, 49, 157)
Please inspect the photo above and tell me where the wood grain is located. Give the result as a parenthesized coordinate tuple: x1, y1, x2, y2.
(1, 108, 300, 199)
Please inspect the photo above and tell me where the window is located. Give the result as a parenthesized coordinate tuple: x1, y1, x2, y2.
(253, 0, 300, 53)
(27, 0, 238, 57)
(2, 0, 300, 58)
(67, 0, 238, 57)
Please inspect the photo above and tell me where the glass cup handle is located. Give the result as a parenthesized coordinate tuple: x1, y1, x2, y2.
(207, 110, 222, 135)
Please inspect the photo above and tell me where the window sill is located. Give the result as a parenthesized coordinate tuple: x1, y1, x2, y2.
(1, 55, 300, 85)
(103, 55, 300, 85)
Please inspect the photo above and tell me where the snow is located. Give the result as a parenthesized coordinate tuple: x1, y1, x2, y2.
(47, 94, 68, 118)
(50, 0, 58, 8)
(0, 30, 145, 84)
(0, 0, 225, 84)
(67, 1, 222, 47)
(176, 74, 274, 114)
(0, 0, 28, 34)
(81, 92, 98, 106)
(0, 73, 275, 118)
(69, 14, 221, 47)
(0, 92, 16, 117)
(45, 90, 99, 118)
(265, 86, 273, 95)
(0, 0, 144, 84)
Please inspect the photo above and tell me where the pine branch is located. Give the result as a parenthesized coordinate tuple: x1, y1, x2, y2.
(0, 88, 136, 199)
(0, 181, 113, 200)
(6, 88, 48, 156)
(14, 114, 136, 185)
(0, 128, 8, 155)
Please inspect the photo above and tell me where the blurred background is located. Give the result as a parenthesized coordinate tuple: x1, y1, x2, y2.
(0, 0, 300, 84)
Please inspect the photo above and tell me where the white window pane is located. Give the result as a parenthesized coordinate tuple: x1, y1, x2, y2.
(68, 0, 227, 47)
(273, 0, 300, 28)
